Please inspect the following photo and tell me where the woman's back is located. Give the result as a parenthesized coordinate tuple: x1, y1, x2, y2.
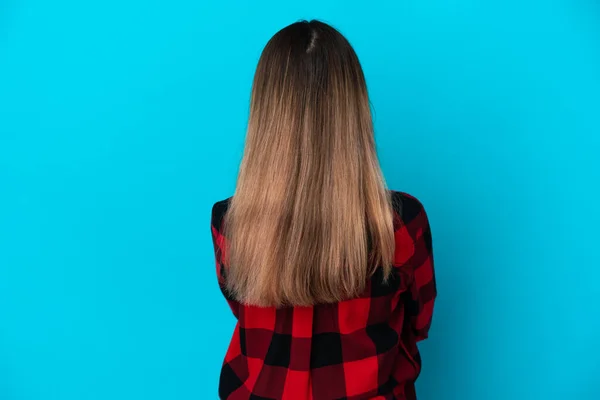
(211, 190, 435, 400)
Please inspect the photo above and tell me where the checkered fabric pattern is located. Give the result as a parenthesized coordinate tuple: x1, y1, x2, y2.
(210, 191, 436, 400)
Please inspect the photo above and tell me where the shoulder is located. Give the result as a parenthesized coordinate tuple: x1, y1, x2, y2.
(211, 197, 232, 229)
(389, 190, 433, 262)
(389, 190, 429, 228)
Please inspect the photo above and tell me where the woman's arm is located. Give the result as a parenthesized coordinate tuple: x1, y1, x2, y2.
(211, 201, 240, 319)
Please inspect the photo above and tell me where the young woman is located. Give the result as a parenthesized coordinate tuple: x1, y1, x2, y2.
(210, 20, 436, 400)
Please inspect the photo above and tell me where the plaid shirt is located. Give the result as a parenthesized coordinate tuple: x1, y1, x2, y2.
(211, 191, 436, 400)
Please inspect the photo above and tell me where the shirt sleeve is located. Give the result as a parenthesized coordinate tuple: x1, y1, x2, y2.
(211, 202, 240, 319)
(394, 195, 436, 342)
(410, 206, 436, 341)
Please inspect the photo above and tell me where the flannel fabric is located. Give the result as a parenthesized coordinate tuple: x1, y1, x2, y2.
(210, 191, 436, 400)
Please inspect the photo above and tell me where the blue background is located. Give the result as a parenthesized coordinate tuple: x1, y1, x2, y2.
(1, 1, 599, 399)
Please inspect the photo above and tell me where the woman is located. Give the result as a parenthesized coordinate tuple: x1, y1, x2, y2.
(210, 20, 436, 400)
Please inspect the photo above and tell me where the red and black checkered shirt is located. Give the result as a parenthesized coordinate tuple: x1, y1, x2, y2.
(210, 191, 436, 400)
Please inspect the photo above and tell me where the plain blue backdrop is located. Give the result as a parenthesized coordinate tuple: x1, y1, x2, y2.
(1, 0, 599, 399)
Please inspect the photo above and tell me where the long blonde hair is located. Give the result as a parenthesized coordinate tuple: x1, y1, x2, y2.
(223, 20, 395, 307)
